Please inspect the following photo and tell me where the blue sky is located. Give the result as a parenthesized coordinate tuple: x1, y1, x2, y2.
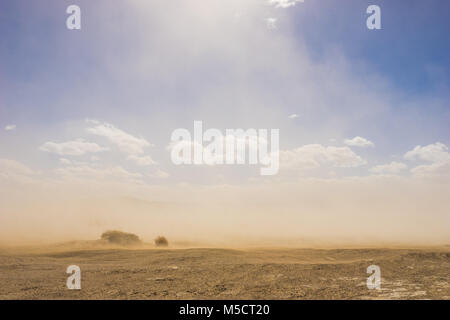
(1, 1, 449, 138)
(1, 0, 449, 178)
(0, 0, 449, 243)
(2, 2, 449, 103)
(289, 0, 450, 94)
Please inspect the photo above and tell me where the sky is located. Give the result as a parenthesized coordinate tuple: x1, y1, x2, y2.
(0, 0, 449, 245)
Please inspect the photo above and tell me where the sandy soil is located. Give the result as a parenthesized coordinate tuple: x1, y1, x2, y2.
(0, 245, 449, 299)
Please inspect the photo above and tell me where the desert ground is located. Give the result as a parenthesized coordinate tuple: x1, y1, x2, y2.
(0, 244, 449, 300)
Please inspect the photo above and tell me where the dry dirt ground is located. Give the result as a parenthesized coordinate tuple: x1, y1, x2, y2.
(0, 246, 449, 299)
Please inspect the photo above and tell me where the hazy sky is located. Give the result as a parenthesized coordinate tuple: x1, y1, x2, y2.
(0, 0, 449, 245)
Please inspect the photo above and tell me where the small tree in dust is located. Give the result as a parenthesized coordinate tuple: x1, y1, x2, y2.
(154, 236, 169, 247)
(101, 230, 142, 246)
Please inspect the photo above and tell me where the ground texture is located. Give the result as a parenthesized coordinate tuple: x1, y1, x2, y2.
(0, 247, 449, 299)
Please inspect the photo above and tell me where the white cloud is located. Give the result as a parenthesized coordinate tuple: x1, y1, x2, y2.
(4, 124, 16, 131)
(0, 159, 34, 176)
(404, 142, 450, 163)
(269, 0, 304, 9)
(410, 161, 450, 178)
(59, 158, 72, 165)
(288, 114, 299, 119)
(150, 169, 170, 179)
(127, 154, 157, 166)
(0, 158, 36, 183)
(55, 165, 143, 182)
(40, 139, 109, 156)
(280, 144, 366, 169)
(87, 120, 152, 155)
(369, 161, 407, 175)
(405, 142, 450, 179)
(344, 136, 375, 148)
(266, 17, 277, 30)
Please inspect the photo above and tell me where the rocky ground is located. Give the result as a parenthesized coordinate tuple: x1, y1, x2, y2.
(0, 246, 449, 299)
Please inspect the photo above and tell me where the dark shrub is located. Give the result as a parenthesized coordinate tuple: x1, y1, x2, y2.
(101, 230, 142, 246)
(154, 236, 169, 247)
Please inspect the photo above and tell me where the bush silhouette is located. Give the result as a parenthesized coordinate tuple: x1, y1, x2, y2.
(154, 236, 169, 247)
(101, 230, 142, 246)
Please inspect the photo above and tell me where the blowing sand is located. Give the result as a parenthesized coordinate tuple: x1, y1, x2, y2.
(0, 243, 449, 300)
